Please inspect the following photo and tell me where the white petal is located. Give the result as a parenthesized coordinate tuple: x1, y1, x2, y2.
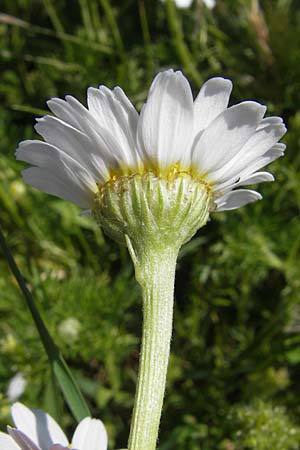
(18, 138, 109, 186)
(0, 431, 20, 450)
(16, 140, 99, 187)
(22, 167, 92, 208)
(235, 122, 286, 166)
(222, 145, 285, 192)
(215, 189, 262, 211)
(7, 428, 40, 450)
(48, 89, 141, 174)
(17, 141, 96, 208)
(217, 171, 274, 197)
(47, 96, 89, 131)
(87, 85, 140, 169)
(192, 101, 266, 174)
(193, 77, 232, 134)
(269, 143, 286, 154)
(137, 69, 194, 169)
(257, 116, 283, 129)
(107, 86, 139, 139)
(237, 171, 274, 186)
(206, 122, 286, 185)
(241, 144, 285, 176)
(11, 404, 68, 450)
(72, 418, 107, 450)
(34, 116, 112, 181)
(35, 116, 92, 165)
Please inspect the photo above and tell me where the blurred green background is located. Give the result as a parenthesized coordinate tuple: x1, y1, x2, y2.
(1, 0, 300, 448)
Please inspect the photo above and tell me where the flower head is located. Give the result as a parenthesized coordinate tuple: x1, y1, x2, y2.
(0, 402, 107, 450)
(16, 70, 286, 246)
(16, 69, 286, 211)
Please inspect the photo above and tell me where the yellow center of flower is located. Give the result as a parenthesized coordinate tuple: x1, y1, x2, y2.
(96, 163, 212, 194)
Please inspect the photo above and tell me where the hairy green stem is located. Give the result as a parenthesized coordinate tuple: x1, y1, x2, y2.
(127, 244, 178, 450)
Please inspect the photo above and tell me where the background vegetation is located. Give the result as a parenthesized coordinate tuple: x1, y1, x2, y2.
(1, 0, 300, 448)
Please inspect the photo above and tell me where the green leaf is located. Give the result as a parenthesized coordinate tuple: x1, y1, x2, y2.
(0, 225, 91, 422)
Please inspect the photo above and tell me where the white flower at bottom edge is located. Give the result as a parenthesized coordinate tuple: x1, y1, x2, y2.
(15, 69, 286, 215)
(0, 402, 107, 450)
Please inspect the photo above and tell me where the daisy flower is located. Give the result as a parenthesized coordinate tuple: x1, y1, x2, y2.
(0, 402, 107, 450)
(16, 69, 286, 217)
(14, 70, 286, 450)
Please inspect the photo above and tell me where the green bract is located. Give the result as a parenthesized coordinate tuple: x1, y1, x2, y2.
(93, 173, 211, 249)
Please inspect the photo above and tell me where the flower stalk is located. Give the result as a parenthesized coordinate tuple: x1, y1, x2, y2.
(127, 243, 179, 450)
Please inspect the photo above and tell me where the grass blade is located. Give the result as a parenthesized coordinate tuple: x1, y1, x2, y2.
(0, 225, 91, 422)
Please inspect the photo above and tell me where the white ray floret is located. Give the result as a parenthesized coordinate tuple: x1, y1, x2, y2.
(16, 69, 286, 213)
(0, 402, 107, 450)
